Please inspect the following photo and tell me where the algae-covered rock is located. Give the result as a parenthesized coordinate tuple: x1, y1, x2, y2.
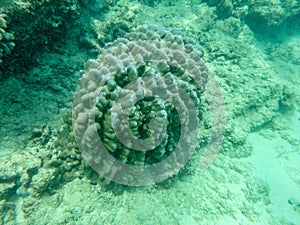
(0, 151, 40, 201)
(28, 125, 84, 185)
(202, 0, 300, 31)
(28, 168, 60, 196)
(247, 0, 300, 28)
(86, 0, 140, 48)
(0, 0, 83, 76)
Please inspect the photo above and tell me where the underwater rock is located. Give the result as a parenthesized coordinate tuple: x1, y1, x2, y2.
(87, 0, 104, 12)
(0, 151, 40, 201)
(247, 0, 300, 28)
(0, 0, 12, 7)
(0, 0, 82, 74)
(203, 0, 300, 31)
(28, 168, 59, 196)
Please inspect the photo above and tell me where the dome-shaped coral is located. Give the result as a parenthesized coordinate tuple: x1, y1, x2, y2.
(72, 26, 211, 185)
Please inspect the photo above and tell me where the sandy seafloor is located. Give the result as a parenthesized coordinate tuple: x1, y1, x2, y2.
(0, 0, 299, 224)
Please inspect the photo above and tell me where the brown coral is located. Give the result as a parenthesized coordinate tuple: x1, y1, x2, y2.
(72, 25, 210, 185)
(0, 12, 14, 64)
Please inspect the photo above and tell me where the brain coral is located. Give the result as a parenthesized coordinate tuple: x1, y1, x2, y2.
(72, 25, 211, 185)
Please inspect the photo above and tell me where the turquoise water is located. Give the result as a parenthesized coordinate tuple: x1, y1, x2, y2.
(0, 0, 299, 224)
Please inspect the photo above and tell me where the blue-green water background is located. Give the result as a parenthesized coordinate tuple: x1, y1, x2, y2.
(0, 0, 299, 224)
